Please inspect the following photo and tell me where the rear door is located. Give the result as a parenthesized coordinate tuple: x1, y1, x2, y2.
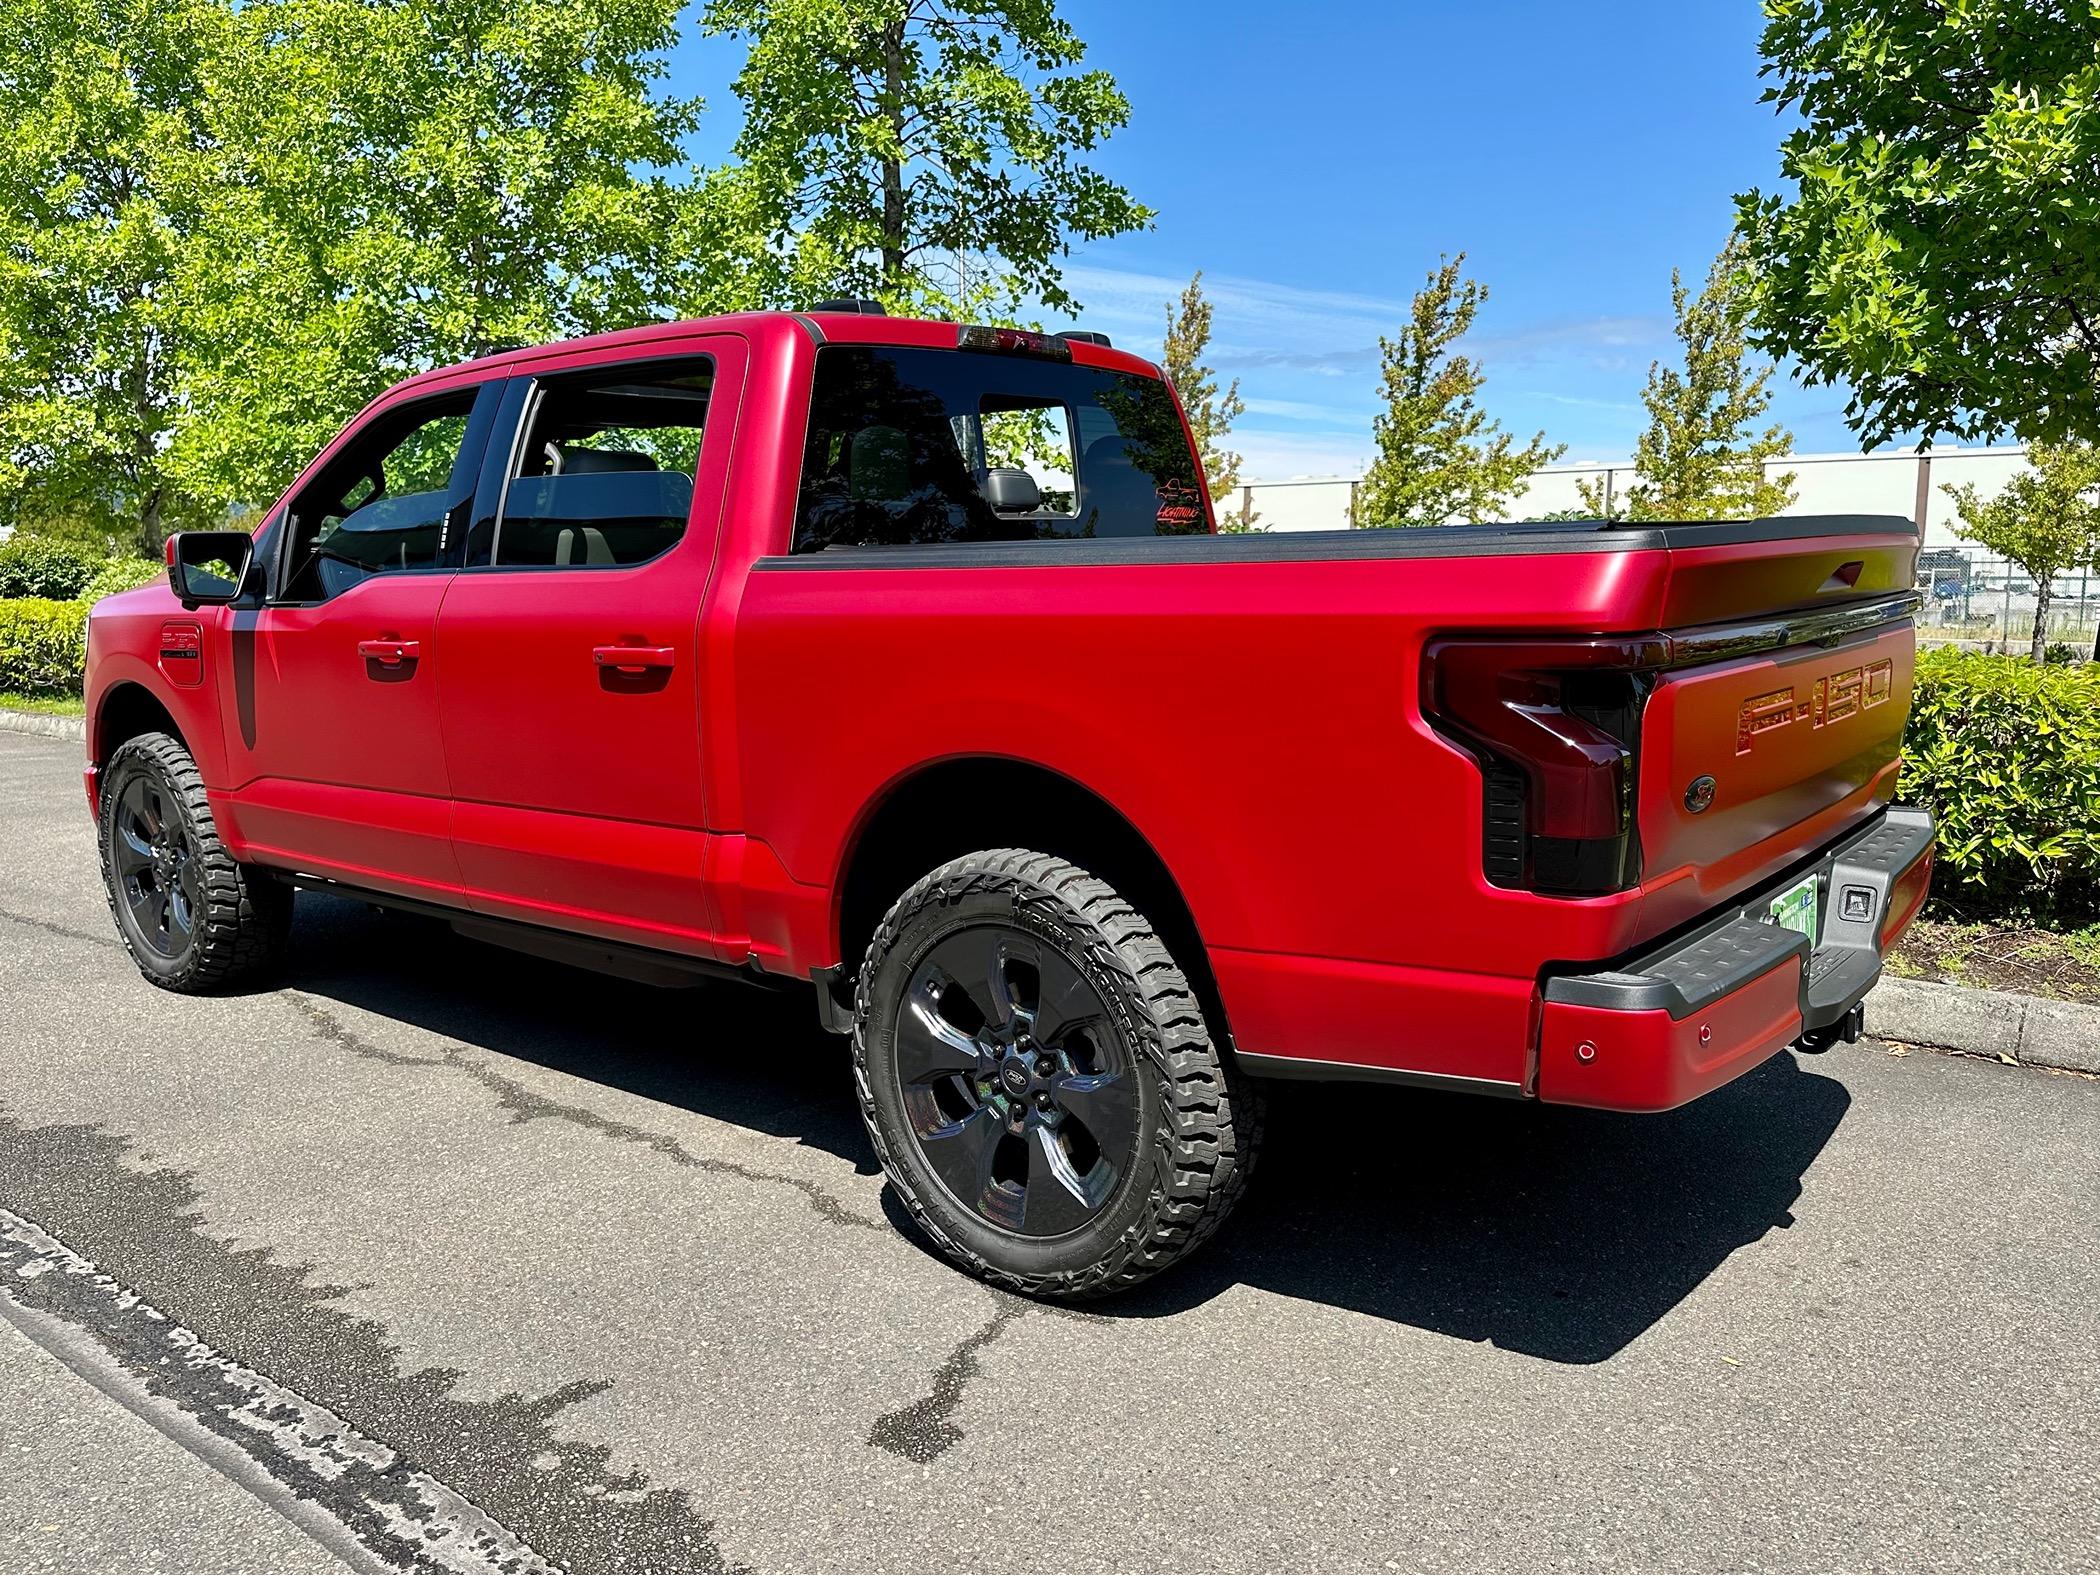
(434, 337, 745, 956)
(218, 382, 499, 898)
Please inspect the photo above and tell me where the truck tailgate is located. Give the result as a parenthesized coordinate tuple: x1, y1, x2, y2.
(1635, 615, 1914, 931)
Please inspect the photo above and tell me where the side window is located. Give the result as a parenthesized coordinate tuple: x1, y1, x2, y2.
(279, 392, 481, 602)
(481, 358, 712, 569)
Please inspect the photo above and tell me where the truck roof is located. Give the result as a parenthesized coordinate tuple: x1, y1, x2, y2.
(390, 309, 1165, 396)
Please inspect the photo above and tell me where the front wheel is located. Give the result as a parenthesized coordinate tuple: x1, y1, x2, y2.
(98, 731, 293, 992)
(852, 849, 1262, 1299)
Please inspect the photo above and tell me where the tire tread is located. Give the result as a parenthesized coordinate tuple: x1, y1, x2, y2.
(99, 731, 292, 992)
(852, 847, 1263, 1300)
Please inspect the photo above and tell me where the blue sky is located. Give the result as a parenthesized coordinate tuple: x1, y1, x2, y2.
(669, 1, 1859, 480)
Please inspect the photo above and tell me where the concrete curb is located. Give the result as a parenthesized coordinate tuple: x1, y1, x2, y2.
(1868, 975, 2100, 1075)
(0, 707, 85, 742)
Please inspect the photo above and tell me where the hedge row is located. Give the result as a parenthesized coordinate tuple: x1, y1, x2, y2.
(0, 536, 106, 599)
(0, 538, 161, 697)
(0, 597, 91, 697)
(1900, 646, 2100, 922)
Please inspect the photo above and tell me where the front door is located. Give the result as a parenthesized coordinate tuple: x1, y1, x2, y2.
(434, 339, 744, 955)
(217, 382, 498, 899)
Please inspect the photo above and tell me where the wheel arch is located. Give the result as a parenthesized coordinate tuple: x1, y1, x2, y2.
(832, 755, 1231, 1043)
(93, 680, 185, 766)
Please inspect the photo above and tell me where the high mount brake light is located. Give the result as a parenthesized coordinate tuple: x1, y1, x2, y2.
(1422, 636, 1667, 896)
(956, 325, 1074, 362)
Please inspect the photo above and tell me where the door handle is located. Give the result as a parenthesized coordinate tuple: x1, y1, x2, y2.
(358, 638, 421, 666)
(592, 644, 676, 671)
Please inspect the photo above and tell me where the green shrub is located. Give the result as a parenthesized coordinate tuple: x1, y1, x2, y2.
(78, 556, 167, 604)
(1900, 646, 2100, 921)
(0, 597, 91, 698)
(0, 537, 102, 599)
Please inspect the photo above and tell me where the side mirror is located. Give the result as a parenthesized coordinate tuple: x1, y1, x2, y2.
(165, 530, 256, 608)
(983, 466, 1041, 514)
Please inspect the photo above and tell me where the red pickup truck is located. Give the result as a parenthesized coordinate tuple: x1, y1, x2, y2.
(84, 306, 1933, 1297)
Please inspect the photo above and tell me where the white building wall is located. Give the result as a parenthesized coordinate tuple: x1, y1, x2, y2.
(1241, 445, 2034, 546)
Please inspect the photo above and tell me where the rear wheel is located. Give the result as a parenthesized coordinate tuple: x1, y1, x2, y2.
(853, 848, 1261, 1299)
(98, 732, 293, 992)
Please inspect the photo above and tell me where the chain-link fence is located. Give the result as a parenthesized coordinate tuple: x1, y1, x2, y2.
(1913, 543, 2100, 654)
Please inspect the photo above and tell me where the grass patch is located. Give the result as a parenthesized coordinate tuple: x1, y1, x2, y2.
(1892, 917, 2100, 1004)
(0, 691, 85, 717)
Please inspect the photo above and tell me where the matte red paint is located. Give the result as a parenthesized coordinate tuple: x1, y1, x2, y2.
(83, 310, 1933, 1114)
(1535, 960, 1807, 1113)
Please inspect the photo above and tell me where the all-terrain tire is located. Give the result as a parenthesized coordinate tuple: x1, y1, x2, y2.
(98, 731, 293, 992)
(853, 848, 1263, 1299)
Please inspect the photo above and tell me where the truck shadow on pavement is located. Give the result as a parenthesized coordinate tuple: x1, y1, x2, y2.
(287, 896, 1852, 1367)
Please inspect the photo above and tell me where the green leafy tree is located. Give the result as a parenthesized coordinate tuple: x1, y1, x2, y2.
(1354, 255, 1562, 527)
(1944, 443, 2100, 664)
(1161, 272, 1257, 531)
(1, 0, 716, 541)
(0, 0, 229, 552)
(699, 0, 1151, 320)
(1579, 239, 1798, 522)
(167, 0, 711, 513)
(1736, 2, 2100, 449)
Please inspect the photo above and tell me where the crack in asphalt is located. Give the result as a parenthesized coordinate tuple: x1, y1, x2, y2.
(0, 1114, 748, 1575)
(867, 1302, 1028, 1464)
(0, 902, 119, 950)
(0, 898, 886, 1237)
(286, 994, 888, 1234)
(866, 1291, 1103, 1465)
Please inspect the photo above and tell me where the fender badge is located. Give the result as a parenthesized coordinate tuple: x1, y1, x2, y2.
(1684, 775, 1717, 814)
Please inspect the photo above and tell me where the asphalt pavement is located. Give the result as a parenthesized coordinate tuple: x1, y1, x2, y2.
(1, 729, 2095, 1573)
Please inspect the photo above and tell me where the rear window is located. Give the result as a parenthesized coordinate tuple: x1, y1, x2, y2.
(792, 345, 1208, 553)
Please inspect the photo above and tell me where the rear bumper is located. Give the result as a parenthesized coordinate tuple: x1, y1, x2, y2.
(1536, 805, 1935, 1111)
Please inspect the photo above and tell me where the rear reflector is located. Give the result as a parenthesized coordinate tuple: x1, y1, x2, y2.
(1880, 841, 1933, 946)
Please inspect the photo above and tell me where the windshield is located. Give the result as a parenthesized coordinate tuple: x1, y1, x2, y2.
(793, 344, 1208, 552)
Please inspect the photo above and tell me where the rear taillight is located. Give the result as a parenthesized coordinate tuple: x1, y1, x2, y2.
(1422, 636, 1665, 896)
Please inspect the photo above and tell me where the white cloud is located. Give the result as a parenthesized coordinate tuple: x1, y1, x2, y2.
(1241, 395, 1369, 423)
(1521, 390, 1646, 413)
(1056, 262, 1670, 377)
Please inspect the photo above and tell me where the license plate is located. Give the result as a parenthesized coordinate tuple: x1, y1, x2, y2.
(1769, 874, 1820, 943)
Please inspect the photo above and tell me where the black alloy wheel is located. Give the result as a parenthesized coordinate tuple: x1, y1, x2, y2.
(98, 731, 292, 991)
(853, 848, 1262, 1298)
(109, 774, 201, 960)
(895, 924, 1139, 1238)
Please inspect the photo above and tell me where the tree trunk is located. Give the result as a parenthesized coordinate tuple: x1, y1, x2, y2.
(2031, 578, 2052, 664)
(880, 22, 907, 293)
(137, 486, 164, 560)
(130, 350, 164, 557)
